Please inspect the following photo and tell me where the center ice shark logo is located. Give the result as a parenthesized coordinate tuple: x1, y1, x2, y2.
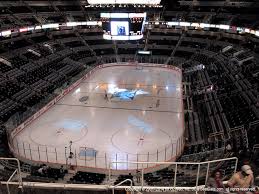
(108, 86, 149, 101)
(111, 89, 138, 100)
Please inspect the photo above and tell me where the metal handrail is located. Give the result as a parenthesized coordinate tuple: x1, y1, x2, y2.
(6, 169, 17, 194)
(0, 157, 23, 192)
(112, 179, 133, 194)
(0, 159, 31, 173)
(109, 157, 238, 190)
(110, 156, 238, 165)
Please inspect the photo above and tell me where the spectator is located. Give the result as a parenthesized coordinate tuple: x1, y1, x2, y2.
(37, 167, 44, 175)
(60, 165, 65, 179)
(226, 143, 232, 152)
(128, 173, 134, 186)
(206, 170, 225, 194)
(128, 173, 133, 180)
(227, 165, 254, 188)
(38, 165, 48, 176)
(241, 159, 257, 178)
(136, 170, 141, 183)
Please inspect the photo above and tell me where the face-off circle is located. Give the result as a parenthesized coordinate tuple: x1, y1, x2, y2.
(29, 119, 88, 147)
(111, 124, 172, 155)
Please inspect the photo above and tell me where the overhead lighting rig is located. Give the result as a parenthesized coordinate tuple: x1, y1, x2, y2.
(85, 4, 162, 8)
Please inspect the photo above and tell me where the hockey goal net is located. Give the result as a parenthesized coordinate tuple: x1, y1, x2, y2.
(135, 63, 143, 70)
(128, 60, 143, 70)
(78, 147, 97, 161)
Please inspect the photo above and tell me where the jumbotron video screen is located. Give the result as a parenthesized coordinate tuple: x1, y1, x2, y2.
(101, 13, 146, 40)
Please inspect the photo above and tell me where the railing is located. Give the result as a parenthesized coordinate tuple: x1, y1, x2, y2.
(0, 159, 30, 173)
(108, 157, 238, 188)
(0, 157, 23, 194)
(0, 157, 238, 193)
(112, 179, 134, 194)
(9, 138, 185, 172)
(98, 55, 180, 67)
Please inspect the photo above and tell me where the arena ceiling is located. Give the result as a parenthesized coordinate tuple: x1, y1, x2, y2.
(0, 0, 258, 9)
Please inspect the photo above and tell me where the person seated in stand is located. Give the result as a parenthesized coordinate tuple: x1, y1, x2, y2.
(226, 143, 232, 152)
(128, 173, 134, 185)
(206, 170, 225, 194)
(128, 173, 133, 180)
(227, 165, 254, 189)
(136, 170, 141, 184)
(38, 164, 48, 176)
(242, 158, 256, 177)
(37, 167, 44, 176)
(59, 165, 65, 179)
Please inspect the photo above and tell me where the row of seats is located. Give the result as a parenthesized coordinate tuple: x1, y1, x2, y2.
(182, 141, 224, 156)
(70, 171, 105, 184)
(0, 61, 14, 73)
(241, 60, 259, 89)
(185, 112, 203, 144)
(225, 108, 257, 128)
(0, 168, 14, 181)
(23, 51, 41, 61)
(185, 54, 224, 136)
(24, 175, 55, 183)
(0, 126, 9, 157)
(207, 44, 223, 53)
(0, 42, 90, 123)
(70, 50, 92, 61)
(144, 168, 186, 186)
(184, 47, 258, 147)
(180, 145, 225, 162)
(0, 99, 26, 122)
(30, 165, 66, 181)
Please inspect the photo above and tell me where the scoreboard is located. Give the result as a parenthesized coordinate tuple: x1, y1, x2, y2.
(101, 13, 146, 40)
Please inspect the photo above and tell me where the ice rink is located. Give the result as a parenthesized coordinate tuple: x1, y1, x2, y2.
(12, 64, 184, 170)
